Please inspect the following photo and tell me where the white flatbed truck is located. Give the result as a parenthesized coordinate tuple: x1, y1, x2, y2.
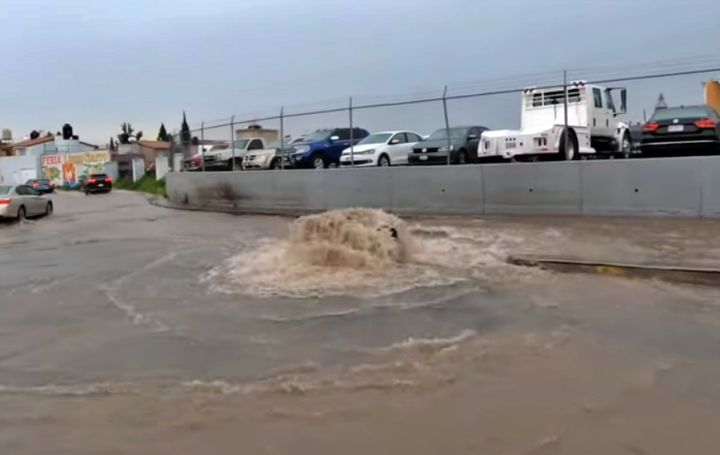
(479, 81, 632, 161)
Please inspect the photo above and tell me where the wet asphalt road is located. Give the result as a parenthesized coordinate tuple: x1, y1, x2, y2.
(0, 191, 525, 386)
(2, 190, 720, 455)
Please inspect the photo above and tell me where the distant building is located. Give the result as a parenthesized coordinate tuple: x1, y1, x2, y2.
(654, 93, 668, 111)
(9, 136, 98, 158)
(113, 140, 171, 178)
(235, 124, 278, 143)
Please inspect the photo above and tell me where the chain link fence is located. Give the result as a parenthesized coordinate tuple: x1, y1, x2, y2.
(166, 59, 720, 172)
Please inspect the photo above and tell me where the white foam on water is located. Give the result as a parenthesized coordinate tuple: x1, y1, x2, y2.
(201, 208, 556, 299)
(380, 329, 477, 353)
(203, 208, 476, 299)
(0, 382, 137, 397)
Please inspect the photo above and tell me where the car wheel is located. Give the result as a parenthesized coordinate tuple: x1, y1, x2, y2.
(312, 155, 325, 169)
(17, 206, 26, 222)
(457, 149, 467, 165)
(378, 154, 391, 167)
(270, 159, 281, 170)
(45, 202, 53, 216)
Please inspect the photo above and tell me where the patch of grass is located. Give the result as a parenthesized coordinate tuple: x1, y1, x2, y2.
(115, 176, 166, 197)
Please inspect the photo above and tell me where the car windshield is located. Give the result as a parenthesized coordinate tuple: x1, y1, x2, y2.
(0, 185, 11, 195)
(428, 128, 470, 140)
(232, 139, 250, 149)
(306, 130, 332, 142)
(652, 106, 710, 121)
(358, 133, 392, 145)
(267, 140, 284, 149)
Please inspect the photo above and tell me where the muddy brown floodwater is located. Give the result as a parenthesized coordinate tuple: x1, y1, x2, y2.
(1, 191, 720, 454)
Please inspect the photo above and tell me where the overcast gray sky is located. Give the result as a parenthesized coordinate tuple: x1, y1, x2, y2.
(2, 0, 719, 145)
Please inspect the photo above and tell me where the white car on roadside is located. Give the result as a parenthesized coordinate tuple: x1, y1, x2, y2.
(339, 131, 424, 167)
(0, 184, 53, 221)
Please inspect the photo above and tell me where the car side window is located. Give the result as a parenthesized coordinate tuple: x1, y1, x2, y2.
(593, 88, 603, 109)
(15, 185, 31, 195)
(248, 139, 263, 150)
(407, 133, 422, 142)
(336, 129, 351, 140)
(390, 133, 406, 144)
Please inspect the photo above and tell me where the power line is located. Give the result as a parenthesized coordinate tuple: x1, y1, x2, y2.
(182, 65, 720, 134)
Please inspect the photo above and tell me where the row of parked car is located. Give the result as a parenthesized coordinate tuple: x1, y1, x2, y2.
(185, 125, 492, 171)
(184, 98, 719, 172)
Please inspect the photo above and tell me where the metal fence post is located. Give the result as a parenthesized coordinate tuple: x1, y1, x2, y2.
(279, 107, 285, 170)
(349, 96, 354, 167)
(563, 70, 569, 158)
(200, 121, 206, 172)
(170, 129, 178, 173)
(442, 85, 451, 166)
(230, 116, 235, 171)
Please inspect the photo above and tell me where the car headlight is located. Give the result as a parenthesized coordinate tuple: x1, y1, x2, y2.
(439, 145, 454, 153)
(293, 146, 310, 155)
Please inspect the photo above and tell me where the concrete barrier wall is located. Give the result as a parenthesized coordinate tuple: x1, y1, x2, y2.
(166, 156, 720, 218)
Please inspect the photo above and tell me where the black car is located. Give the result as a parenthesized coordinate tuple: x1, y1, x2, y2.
(408, 126, 487, 165)
(26, 179, 54, 194)
(85, 173, 112, 194)
(641, 105, 720, 156)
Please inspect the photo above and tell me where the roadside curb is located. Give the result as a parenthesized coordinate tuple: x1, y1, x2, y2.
(507, 255, 720, 286)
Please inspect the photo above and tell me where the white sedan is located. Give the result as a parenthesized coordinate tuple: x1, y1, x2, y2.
(339, 131, 424, 167)
(0, 184, 54, 221)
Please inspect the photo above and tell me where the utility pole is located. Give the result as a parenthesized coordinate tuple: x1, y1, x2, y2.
(442, 85, 451, 166)
(230, 116, 235, 171)
(563, 70, 569, 159)
(349, 97, 354, 167)
(201, 121, 206, 172)
(279, 107, 285, 170)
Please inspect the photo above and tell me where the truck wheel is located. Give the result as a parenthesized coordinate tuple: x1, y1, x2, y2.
(559, 129, 578, 161)
(312, 155, 326, 169)
(270, 159, 281, 170)
(620, 132, 632, 159)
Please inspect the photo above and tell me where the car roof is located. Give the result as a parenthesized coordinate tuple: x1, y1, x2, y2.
(664, 104, 709, 110)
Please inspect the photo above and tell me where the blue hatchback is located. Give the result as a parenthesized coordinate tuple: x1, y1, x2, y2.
(286, 128, 369, 169)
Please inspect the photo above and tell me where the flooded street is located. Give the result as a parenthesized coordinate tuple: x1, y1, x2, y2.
(1, 191, 720, 454)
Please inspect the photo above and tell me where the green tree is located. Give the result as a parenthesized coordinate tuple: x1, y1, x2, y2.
(157, 123, 169, 142)
(180, 112, 191, 145)
(118, 123, 143, 144)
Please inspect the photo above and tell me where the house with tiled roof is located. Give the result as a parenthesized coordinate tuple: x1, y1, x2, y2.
(9, 135, 98, 158)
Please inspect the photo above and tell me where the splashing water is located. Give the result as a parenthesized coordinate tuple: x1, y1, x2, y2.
(203, 208, 529, 298)
(286, 208, 414, 269)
